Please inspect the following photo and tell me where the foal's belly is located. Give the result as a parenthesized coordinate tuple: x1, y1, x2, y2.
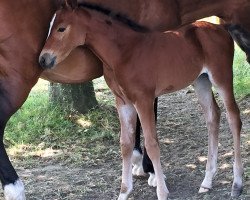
(156, 63, 203, 96)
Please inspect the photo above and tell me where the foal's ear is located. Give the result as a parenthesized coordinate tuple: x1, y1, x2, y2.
(64, 0, 78, 10)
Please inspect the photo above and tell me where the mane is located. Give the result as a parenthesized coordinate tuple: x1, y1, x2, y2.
(78, 2, 150, 33)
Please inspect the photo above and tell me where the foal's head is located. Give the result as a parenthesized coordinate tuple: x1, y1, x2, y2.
(39, 0, 90, 68)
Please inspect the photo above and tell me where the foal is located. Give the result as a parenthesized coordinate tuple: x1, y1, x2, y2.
(39, 3, 243, 199)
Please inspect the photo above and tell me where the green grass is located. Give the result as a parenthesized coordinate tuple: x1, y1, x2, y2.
(233, 45, 250, 98)
(4, 78, 119, 165)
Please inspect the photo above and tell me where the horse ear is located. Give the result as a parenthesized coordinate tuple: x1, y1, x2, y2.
(65, 0, 78, 10)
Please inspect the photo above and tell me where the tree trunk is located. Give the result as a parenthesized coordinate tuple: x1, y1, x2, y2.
(49, 82, 98, 114)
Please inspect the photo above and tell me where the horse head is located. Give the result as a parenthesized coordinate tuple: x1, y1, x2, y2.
(39, 4, 90, 68)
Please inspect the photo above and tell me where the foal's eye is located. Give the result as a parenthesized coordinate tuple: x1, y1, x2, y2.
(57, 27, 66, 32)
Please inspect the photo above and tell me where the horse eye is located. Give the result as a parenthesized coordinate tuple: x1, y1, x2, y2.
(58, 27, 66, 32)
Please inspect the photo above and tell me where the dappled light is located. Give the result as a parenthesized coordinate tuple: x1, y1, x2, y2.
(198, 156, 207, 163)
(186, 164, 197, 170)
(219, 180, 231, 185)
(76, 118, 92, 128)
(7, 144, 63, 159)
(243, 108, 250, 115)
(222, 151, 233, 158)
(219, 163, 231, 170)
(162, 138, 175, 144)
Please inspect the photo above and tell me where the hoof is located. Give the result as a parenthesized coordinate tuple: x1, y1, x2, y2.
(148, 173, 157, 187)
(132, 150, 147, 177)
(198, 186, 210, 193)
(118, 193, 129, 200)
(132, 164, 147, 177)
(4, 179, 26, 200)
(231, 185, 243, 197)
(148, 173, 166, 187)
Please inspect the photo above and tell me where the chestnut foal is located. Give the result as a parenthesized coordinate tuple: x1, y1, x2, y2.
(39, 3, 243, 199)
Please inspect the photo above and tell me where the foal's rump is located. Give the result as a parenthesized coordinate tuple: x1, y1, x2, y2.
(155, 21, 234, 96)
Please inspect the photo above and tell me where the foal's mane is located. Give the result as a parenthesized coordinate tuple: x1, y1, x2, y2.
(78, 2, 150, 33)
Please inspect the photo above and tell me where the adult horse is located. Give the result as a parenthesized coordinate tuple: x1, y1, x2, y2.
(0, 0, 103, 199)
(40, 2, 243, 199)
(78, 0, 250, 62)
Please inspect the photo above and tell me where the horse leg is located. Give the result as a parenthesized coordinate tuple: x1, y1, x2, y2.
(116, 99, 137, 200)
(0, 78, 37, 200)
(145, 97, 159, 186)
(132, 98, 158, 178)
(216, 84, 243, 197)
(135, 98, 168, 200)
(131, 115, 145, 176)
(192, 74, 221, 193)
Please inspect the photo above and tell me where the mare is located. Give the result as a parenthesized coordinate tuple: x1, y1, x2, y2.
(0, 0, 103, 199)
(79, 0, 250, 63)
(40, 2, 243, 199)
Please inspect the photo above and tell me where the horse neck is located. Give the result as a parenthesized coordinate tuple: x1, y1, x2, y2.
(178, 0, 228, 24)
(0, 0, 58, 72)
(83, 10, 143, 67)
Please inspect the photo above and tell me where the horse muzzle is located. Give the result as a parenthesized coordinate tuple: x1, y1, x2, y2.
(39, 53, 57, 69)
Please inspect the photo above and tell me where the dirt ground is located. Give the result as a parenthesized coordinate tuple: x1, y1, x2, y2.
(1, 89, 250, 200)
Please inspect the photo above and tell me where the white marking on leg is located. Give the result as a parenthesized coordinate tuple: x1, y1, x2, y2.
(131, 150, 146, 176)
(117, 104, 136, 200)
(148, 172, 166, 188)
(148, 172, 157, 187)
(4, 179, 26, 200)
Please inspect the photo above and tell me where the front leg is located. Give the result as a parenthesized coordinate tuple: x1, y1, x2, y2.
(132, 98, 158, 180)
(116, 99, 137, 200)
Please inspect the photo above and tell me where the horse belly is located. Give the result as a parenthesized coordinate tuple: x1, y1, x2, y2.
(41, 47, 103, 83)
(155, 57, 202, 96)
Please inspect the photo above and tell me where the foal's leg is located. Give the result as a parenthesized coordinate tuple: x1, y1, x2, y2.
(131, 115, 146, 176)
(135, 98, 169, 200)
(116, 99, 137, 200)
(132, 98, 158, 178)
(193, 74, 221, 193)
(216, 84, 243, 197)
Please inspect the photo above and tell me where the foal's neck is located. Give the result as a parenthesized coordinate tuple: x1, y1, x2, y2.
(82, 9, 145, 67)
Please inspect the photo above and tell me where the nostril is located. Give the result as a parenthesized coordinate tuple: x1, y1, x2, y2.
(39, 53, 56, 69)
(39, 56, 46, 67)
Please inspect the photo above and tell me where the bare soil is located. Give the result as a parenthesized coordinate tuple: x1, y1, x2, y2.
(2, 89, 250, 200)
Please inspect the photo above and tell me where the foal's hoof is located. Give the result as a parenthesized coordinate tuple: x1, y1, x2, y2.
(198, 186, 211, 193)
(132, 150, 147, 177)
(148, 173, 166, 187)
(231, 185, 243, 197)
(132, 164, 147, 177)
(148, 173, 157, 187)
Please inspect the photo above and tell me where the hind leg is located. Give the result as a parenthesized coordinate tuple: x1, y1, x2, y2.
(208, 62, 243, 196)
(216, 84, 243, 197)
(193, 74, 221, 193)
(0, 78, 38, 200)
